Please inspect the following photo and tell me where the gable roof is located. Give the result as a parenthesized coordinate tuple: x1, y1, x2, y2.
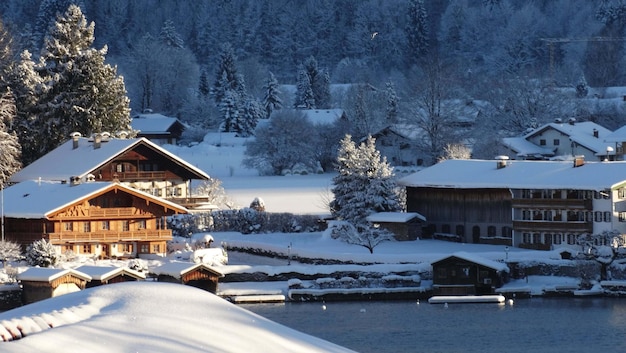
(18, 268, 92, 282)
(9, 136, 209, 183)
(431, 252, 509, 272)
(2, 180, 188, 219)
(525, 121, 612, 154)
(152, 262, 224, 278)
(75, 265, 146, 281)
(299, 109, 346, 125)
(398, 159, 626, 191)
(501, 137, 555, 158)
(131, 113, 185, 134)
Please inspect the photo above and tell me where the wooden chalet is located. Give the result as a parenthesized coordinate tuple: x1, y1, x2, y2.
(131, 112, 185, 145)
(365, 212, 425, 241)
(2, 180, 187, 258)
(431, 252, 509, 296)
(399, 158, 626, 250)
(9, 133, 210, 210)
(153, 262, 224, 294)
(75, 265, 146, 288)
(18, 268, 92, 304)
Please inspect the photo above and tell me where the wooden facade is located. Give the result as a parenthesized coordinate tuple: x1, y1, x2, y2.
(406, 187, 513, 244)
(431, 253, 509, 296)
(3, 181, 187, 258)
(76, 265, 146, 288)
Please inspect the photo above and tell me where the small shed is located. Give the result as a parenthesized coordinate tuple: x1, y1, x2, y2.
(18, 268, 92, 304)
(152, 262, 224, 294)
(431, 252, 509, 295)
(76, 266, 146, 288)
(366, 212, 426, 241)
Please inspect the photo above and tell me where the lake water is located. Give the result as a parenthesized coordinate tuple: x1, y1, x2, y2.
(243, 298, 626, 353)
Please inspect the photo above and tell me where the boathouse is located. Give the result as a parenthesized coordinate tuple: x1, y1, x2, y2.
(431, 252, 509, 295)
(75, 265, 146, 288)
(18, 268, 92, 304)
(152, 262, 224, 293)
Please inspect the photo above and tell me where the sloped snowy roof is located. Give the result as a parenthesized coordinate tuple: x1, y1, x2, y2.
(18, 268, 92, 282)
(74, 265, 146, 281)
(501, 137, 554, 157)
(131, 113, 184, 134)
(431, 251, 509, 272)
(2, 180, 188, 219)
(366, 212, 426, 223)
(603, 125, 626, 143)
(526, 121, 612, 154)
(300, 109, 345, 125)
(398, 159, 626, 191)
(9, 136, 209, 183)
(152, 262, 224, 278)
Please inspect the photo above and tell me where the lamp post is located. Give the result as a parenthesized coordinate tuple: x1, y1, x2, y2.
(505, 246, 509, 261)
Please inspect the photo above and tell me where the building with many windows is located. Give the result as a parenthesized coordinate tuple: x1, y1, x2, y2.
(399, 157, 626, 249)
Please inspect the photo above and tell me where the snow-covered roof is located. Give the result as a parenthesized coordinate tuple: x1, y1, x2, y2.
(9, 136, 209, 183)
(366, 212, 426, 223)
(2, 180, 188, 219)
(152, 262, 224, 278)
(526, 121, 612, 154)
(131, 113, 184, 134)
(398, 159, 626, 191)
(431, 251, 509, 272)
(74, 265, 146, 281)
(300, 109, 345, 125)
(603, 125, 626, 143)
(501, 137, 554, 157)
(18, 268, 92, 282)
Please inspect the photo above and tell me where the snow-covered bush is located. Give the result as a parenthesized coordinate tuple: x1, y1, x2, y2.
(128, 258, 148, 272)
(25, 239, 58, 267)
(193, 248, 228, 266)
(0, 240, 22, 266)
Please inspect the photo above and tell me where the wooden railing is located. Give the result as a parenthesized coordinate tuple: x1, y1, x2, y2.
(512, 220, 593, 232)
(114, 171, 167, 180)
(512, 198, 592, 209)
(48, 230, 172, 243)
(89, 208, 137, 218)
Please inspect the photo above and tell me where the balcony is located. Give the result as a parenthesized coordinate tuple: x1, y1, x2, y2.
(512, 220, 593, 233)
(48, 230, 172, 243)
(113, 171, 167, 181)
(512, 198, 592, 209)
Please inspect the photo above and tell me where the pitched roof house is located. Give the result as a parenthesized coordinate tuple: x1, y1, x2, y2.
(9, 134, 210, 210)
(18, 268, 92, 304)
(399, 158, 626, 250)
(131, 113, 186, 145)
(2, 180, 187, 258)
(76, 265, 146, 287)
(501, 119, 614, 161)
(152, 262, 224, 293)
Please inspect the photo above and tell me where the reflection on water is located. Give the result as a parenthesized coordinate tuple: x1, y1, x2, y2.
(244, 298, 626, 353)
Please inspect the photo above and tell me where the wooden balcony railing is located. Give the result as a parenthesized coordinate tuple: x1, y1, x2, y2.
(89, 208, 138, 218)
(512, 220, 593, 233)
(48, 230, 172, 243)
(114, 171, 167, 180)
(511, 198, 592, 209)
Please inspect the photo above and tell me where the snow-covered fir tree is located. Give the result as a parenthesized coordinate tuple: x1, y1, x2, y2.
(330, 134, 403, 252)
(0, 89, 21, 186)
(294, 65, 315, 109)
(211, 42, 244, 107)
(34, 0, 86, 51)
(238, 98, 263, 137)
(25, 239, 58, 267)
(294, 56, 330, 109)
(159, 19, 184, 49)
(262, 71, 282, 118)
(199, 68, 210, 97)
(17, 5, 131, 163)
(385, 80, 399, 124)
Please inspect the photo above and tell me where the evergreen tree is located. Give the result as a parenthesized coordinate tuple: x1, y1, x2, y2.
(23, 5, 131, 161)
(219, 88, 239, 133)
(385, 80, 399, 124)
(0, 89, 21, 186)
(25, 239, 58, 267)
(294, 56, 331, 109)
(199, 68, 210, 97)
(294, 65, 315, 109)
(211, 42, 243, 107)
(34, 0, 85, 51)
(330, 134, 402, 253)
(159, 19, 184, 49)
(405, 0, 429, 64)
(238, 98, 262, 137)
(262, 71, 282, 118)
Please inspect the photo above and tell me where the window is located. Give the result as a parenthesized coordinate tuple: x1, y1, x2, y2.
(523, 233, 531, 243)
(116, 164, 123, 173)
(620, 189, 626, 199)
(442, 224, 451, 234)
(502, 227, 512, 237)
(63, 244, 73, 253)
(140, 244, 149, 253)
(532, 233, 541, 244)
(437, 268, 447, 279)
(604, 212, 611, 222)
(545, 234, 553, 245)
(101, 221, 110, 230)
(487, 226, 496, 237)
(82, 244, 92, 254)
(138, 220, 146, 229)
(156, 217, 164, 230)
(595, 211, 602, 222)
(153, 244, 160, 253)
(620, 212, 626, 222)
(554, 234, 562, 245)
(455, 225, 464, 236)
(540, 139, 546, 146)
(83, 222, 91, 232)
(121, 244, 132, 253)
(553, 139, 560, 146)
(567, 234, 576, 245)
(64, 222, 73, 231)
(122, 220, 129, 231)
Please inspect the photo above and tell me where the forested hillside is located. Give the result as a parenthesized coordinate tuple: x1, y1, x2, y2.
(1, 0, 626, 172)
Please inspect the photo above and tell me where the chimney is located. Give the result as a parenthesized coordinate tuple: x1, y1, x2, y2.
(93, 133, 102, 149)
(568, 117, 576, 125)
(70, 132, 82, 149)
(495, 155, 510, 169)
(573, 155, 585, 168)
(593, 128, 599, 138)
(69, 176, 81, 185)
